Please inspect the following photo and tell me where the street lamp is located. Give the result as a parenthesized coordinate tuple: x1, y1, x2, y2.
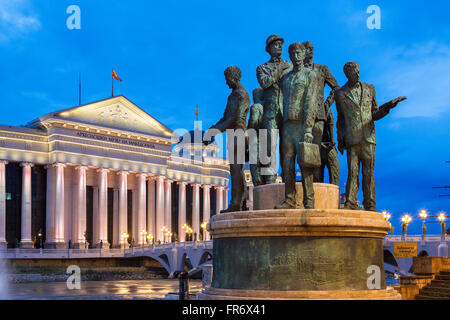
(37, 231, 43, 249)
(120, 232, 129, 249)
(161, 226, 168, 243)
(186, 226, 193, 242)
(438, 212, 446, 236)
(201, 222, 207, 241)
(419, 209, 428, 237)
(401, 214, 412, 238)
(382, 211, 393, 235)
(182, 223, 192, 242)
(140, 230, 147, 246)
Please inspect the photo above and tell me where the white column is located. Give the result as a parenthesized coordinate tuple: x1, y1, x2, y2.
(118, 171, 128, 248)
(165, 179, 173, 241)
(97, 168, 109, 248)
(0, 161, 7, 248)
(178, 181, 187, 242)
(203, 185, 211, 240)
(74, 166, 87, 248)
(20, 163, 34, 248)
(155, 175, 165, 243)
(147, 176, 156, 240)
(136, 173, 147, 246)
(112, 188, 119, 247)
(216, 186, 223, 215)
(223, 187, 229, 210)
(192, 183, 200, 239)
(54, 163, 66, 248)
(92, 186, 99, 246)
(45, 165, 55, 247)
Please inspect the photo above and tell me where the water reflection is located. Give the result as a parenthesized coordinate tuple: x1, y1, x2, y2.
(5, 279, 202, 300)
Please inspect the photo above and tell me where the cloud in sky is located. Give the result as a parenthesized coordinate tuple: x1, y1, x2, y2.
(373, 41, 450, 119)
(0, 0, 41, 42)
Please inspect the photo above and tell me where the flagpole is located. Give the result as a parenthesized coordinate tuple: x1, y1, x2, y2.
(112, 67, 114, 97)
(79, 72, 81, 105)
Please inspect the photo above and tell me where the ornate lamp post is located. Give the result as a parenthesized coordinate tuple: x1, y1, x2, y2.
(401, 214, 412, 240)
(382, 211, 393, 235)
(419, 209, 428, 240)
(184, 226, 193, 247)
(147, 233, 153, 244)
(182, 223, 192, 243)
(120, 232, 129, 249)
(161, 226, 168, 243)
(438, 212, 446, 239)
(140, 230, 147, 247)
(201, 222, 207, 241)
(37, 231, 43, 249)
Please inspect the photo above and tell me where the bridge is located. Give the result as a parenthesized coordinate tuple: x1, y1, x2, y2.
(0, 240, 213, 277)
(2, 235, 448, 277)
(383, 235, 449, 274)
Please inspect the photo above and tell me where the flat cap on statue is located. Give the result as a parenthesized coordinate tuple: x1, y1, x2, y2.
(265, 34, 284, 51)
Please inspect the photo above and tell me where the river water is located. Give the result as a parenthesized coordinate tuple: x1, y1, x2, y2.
(5, 279, 202, 300)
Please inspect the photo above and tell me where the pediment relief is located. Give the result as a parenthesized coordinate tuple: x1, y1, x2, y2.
(53, 96, 172, 138)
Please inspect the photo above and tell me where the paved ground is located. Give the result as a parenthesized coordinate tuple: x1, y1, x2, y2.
(3, 279, 202, 300)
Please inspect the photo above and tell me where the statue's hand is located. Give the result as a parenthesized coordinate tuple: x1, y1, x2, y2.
(389, 96, 407, 109)
(304, 133, 313, 144)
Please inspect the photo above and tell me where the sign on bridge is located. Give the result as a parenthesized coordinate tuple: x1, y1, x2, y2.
(394, 242, 418, 258)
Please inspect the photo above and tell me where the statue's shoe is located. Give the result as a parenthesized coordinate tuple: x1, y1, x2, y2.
(220, 206, 241, 214)
(365, 206, 377, 212)
(274, 200, 297, 210)
(344, 203, 358, 210)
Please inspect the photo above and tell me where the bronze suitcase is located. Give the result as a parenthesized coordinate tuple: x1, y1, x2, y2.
(298, 142, 321, 168)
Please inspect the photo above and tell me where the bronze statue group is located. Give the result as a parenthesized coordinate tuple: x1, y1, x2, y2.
(205, 35, 406, 214)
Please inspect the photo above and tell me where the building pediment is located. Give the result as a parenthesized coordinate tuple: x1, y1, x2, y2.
(28, 95, 173, 138)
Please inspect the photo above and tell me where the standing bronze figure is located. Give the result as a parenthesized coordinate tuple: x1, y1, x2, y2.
(206, 66, 250, 212)
(275, 42, 317, 209)
(317, 107, 340, 186)
(257, 34, 292, 184)
(302, 41, 340, 183)
(336, 61, 406, 211)
(248, 88, 264, 186)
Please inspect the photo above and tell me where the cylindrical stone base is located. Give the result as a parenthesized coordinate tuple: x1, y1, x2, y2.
(200, 209, 400, 300)
(253, 183, 340, 210)
(199, 287, 401, 300)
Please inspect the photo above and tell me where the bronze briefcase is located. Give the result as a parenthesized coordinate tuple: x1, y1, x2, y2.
(298, 142, 321, 168)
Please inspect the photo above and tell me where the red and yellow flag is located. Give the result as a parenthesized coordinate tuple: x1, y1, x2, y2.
(112, 69, 122, 82)
(195, 105, 199, 116)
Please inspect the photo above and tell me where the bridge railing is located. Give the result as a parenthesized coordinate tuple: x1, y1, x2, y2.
(384, 235, 444, 242)
(123, 240, 213, 256)
(0, 241, 214, 258)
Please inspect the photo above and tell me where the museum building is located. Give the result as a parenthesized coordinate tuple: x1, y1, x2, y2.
(0, 95, 229, 248)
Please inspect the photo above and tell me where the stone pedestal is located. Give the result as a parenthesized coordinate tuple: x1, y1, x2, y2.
(253, 183, 340, 210)
(198, 209, 400, 300)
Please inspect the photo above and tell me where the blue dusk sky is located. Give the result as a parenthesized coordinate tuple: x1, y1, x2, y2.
(0, 0, 449, 234)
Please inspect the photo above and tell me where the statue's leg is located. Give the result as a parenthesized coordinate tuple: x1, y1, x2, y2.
(345, 144, 360, 209)
(275, 122, 296, 209)
(277, 111, 284, 183)
(262, 118, 278, 184)
(312, 121, 324, 182)
(361, 142, 376, 211)
(300, 167, 315, 209)
(250, 137, 262, 186)
(327, 147, 340, 186)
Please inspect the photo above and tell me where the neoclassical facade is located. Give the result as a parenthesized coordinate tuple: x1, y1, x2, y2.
(0, 95, 229, 248)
